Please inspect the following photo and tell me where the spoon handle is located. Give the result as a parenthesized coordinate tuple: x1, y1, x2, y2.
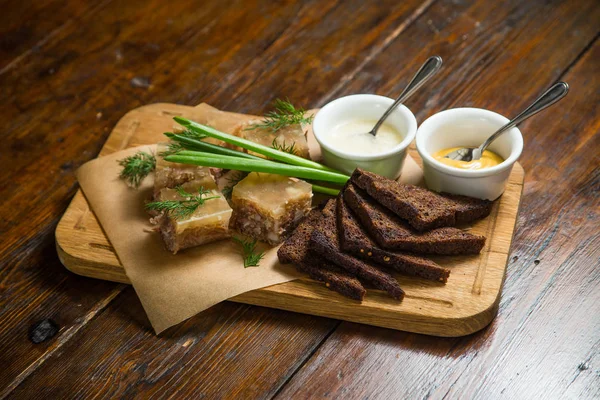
(371, 56, 443, 135)
(478, 81, 569, 154)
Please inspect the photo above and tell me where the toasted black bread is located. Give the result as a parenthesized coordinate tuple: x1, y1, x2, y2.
(344, 183, 486, 255)
(299, 253, 366, 301)
(310, 200, 405, 300)
(278, 209, 366, 300)
(350, 168, 492, 231)
(277, 209, 322, 265)
(336, 195, 450, 283)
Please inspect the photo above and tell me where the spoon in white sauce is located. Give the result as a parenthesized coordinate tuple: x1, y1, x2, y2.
(368, 56, 443, 136)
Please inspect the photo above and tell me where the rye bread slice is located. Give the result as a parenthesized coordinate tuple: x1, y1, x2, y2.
(336, 195, 450, 283)
(310, 200, 405, 300)
(444, 193, 495, 224)
(298, 253, 366, 301)
(278, 209, 366, 300)
(277, 209, 322, 264)
(350, 168, 492, 231)
(344, 183, 486, 255)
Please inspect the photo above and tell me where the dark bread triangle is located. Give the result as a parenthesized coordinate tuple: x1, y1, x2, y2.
(336, 195, 450, 283)
(278, 209, 366, 300)
(309, 199, 405, 300)
(277, 209, 322, 265)
(351, 168, 492, 231)
(444, 193, 495, 224)
(299, 253, 366, 301)
(344, 183, 486, 255)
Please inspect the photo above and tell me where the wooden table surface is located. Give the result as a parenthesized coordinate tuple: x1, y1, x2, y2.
(1, 0, 598, 398)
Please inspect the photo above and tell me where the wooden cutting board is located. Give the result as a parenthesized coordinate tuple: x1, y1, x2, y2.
(55, 103, 524, 337)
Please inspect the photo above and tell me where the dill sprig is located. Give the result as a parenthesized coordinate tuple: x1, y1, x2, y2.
(271, 138, 297, 156)
(118, 151, 156, 188)
(158, 142, 185, 157)
(145, 186, 219, 219)
(221, 171, 248, 200)
(232, 236, 265, 268)
(246, 99, 313, 132)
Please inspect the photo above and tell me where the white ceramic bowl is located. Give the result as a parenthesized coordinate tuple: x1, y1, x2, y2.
(416, 108, 523, 200)
(313, 94, 417, 179)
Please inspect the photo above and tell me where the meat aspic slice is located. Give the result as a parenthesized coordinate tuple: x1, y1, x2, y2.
(155, 180, 232, 254)
(310, 200, 405, 300)
(235, 120, 310, 159)
(344, 183, 486, 255)
(154, 143, 215, 198)
(336, 195, 450, 284)
(230, 172, 312, 246)
(278, 209, 366, 301)
(350, 168, 492, 231)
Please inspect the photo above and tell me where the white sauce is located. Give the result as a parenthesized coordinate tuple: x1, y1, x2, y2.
(325, 119, 403, 155)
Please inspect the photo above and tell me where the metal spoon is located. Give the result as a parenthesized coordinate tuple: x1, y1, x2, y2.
(445, 81, 569, 162)
(369, 55, 443, 136)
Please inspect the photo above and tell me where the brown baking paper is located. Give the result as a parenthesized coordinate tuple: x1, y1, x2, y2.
(76, 104, 423, 334)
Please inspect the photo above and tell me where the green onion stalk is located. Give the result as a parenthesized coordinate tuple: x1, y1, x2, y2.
(173, 117, 338, 172)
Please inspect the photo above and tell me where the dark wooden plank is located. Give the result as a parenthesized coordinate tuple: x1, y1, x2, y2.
(9, 289, 339, 399)
(438, 38, 600, 400)
(4, 0, 597, 397)
(0, 0, 306, 196)
(1, 0, 308, 284)
(276, 1, 600, 399)
(0, 0, 100, 71)
(0, 0, 312, 393)
(335, 0, 600, 120)
(1, 0, 433, 396)
(0, 233, 123, 397)
(221, 0, 436, 113)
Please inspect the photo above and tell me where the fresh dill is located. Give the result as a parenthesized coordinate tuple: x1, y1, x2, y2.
(221, 171, 248, 200)
(158, 142, 185, 157)
(246, 99, 313, 132)
(232, 236, 265, 268)
(271, 138, 297, 156)
(145, 186, 219, 219)
(118, 151, 156, 188)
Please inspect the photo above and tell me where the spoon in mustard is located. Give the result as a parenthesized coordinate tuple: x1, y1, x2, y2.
(445, 81, 569, 162)
(368, 55, 443, 136)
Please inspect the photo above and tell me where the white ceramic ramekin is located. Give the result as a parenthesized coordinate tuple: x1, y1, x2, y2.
(313, 94, 417, 179)
(416, 108, 523, 200)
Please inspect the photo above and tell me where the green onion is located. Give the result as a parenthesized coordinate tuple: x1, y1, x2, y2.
(163, 125, 345, 196)
(175, 149, 256, 159)
(164, 132, 261, 160)
(164, 152, 350, 185)
(170, 150, 341, 196)
(173, 117, 337, 172)
(310, 184, 340, 196)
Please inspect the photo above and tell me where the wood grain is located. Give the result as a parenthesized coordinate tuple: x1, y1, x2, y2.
(221, 0, 436, 114)
(276, 1, 600, 398)
(435, 36, 600, 400)
(9, 289, 339, 399)
(2, 0, 599, 398)
(0, 0, 319, 393)
(0, 232, 123, 396)
(56, 102, 524, 336)
(0, 0, 100, 71)
(338, 0, 600, 122)
(1, 0, 437, 395)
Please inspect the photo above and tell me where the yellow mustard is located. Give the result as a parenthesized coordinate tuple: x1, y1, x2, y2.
(432, 147, 504, 170)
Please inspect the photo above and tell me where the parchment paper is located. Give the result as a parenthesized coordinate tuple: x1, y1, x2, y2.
(76, 104, 423, 333)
